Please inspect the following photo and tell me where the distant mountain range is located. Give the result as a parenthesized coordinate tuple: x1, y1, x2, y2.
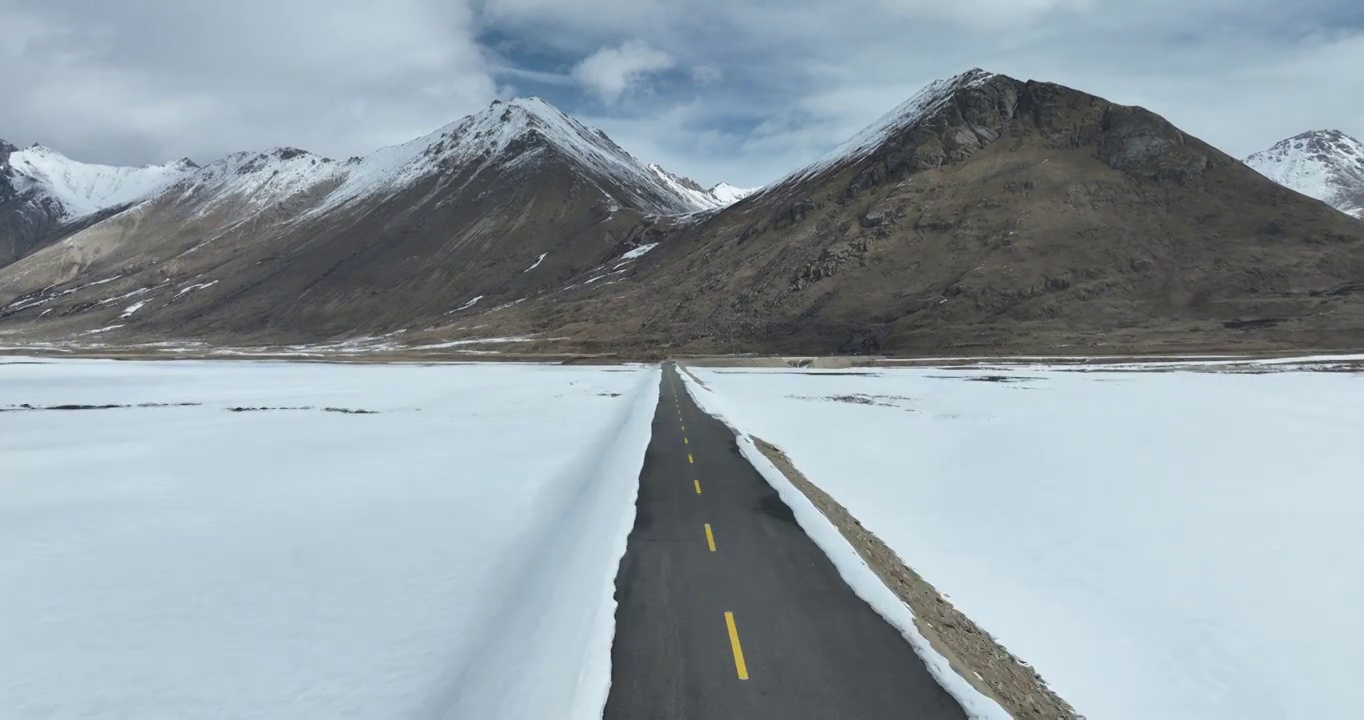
(2, 73, 1362, 355)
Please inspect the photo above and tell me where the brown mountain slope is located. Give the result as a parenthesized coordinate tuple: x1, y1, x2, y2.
(485, 70, 1364, 355)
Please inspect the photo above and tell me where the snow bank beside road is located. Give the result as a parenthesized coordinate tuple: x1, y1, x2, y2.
(0, 360, 658, 720)
(686, 365, 1364, 719)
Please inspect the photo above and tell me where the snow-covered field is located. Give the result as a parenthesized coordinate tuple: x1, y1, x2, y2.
(0, 358, 658, 720)
(683, 362, 1364, 720)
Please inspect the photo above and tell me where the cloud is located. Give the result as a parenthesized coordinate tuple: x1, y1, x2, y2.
(691, 66, 724, 86)
(571, 40, 675, 104)
(473, 0, 1364, 186)
(0, 0, 496, 165)
(3, 0, 1363, 189)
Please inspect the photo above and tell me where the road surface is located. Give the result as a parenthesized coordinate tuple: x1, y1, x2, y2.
(602, 363, 967, 719)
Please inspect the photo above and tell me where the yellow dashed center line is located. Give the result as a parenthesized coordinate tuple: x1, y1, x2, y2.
(704, 523, 716, 552)
(688, 454, 694, 464)
(724, 612, 750, 680)
(684, 437, 689, 445)
(694, 479, 702, 494)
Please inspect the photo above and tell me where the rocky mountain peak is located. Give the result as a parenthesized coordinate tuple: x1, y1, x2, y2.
(647, 163, 707, 193)
(1274, 129, 1362, 156)
(1246, 129, 1364, 219)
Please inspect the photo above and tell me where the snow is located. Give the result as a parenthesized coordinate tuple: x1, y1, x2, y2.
(409, 335, 539, 349)
(450, 295, 484, 313)
(6, 146, 193, 219)
(645, 165, 759, 210)
(646, 163, 723, 210)
(119, 300, 147, 318)
(525, 252, 548, 271)
(176, 149, 345, 221)
(1245, 130, 1364, 218)
(0, 359, 660, 720)
(5, 274, 123, 312)
(683, 364, 1364, 719)
(174, 280, 219, 297)
(708, 181, 760, 204)
(778, 69, 995, 187)
(619, 242, 658, 261)
(96, 287, 152, 306)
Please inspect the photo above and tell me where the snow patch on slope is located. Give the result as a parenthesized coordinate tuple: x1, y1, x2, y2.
(6, 146, 195, 219)
(1246, 130, 1364, 219)
(619, 243, 658, 261)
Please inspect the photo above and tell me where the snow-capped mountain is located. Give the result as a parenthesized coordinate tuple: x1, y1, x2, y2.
(315, 98, 712, 216)
(0, 96, 731, 338)
(708, 182, 760, 205)
(3, 144, 196, 220)
(1245, 130, 1364, 219)
(646, 164, 760, 210)
(157, 98, 717, 220)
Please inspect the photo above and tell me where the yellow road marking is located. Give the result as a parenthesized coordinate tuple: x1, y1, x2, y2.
(684, 437, 689, 445)
(704, 523, 716, 551)
(694, 479, 702, 494)
(688, 454, 694, 464)
(724, 612, 750, 680)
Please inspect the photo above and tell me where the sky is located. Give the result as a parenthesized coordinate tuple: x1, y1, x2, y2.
(2, 0, 1363, 187)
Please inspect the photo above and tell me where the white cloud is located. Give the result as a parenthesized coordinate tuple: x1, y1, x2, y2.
(692, 65, 724, 86)
(4, 0, 1363, 189)
(0, 0, 496, 166)
(571, 40, 675, 104)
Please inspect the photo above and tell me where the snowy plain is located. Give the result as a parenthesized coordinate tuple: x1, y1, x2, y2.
(684, 362, 1364, 720)
(0, 358, 659, 720)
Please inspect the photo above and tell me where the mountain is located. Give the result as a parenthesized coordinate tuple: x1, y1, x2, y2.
(1245, 130, 1364, 219)
(708, 182, 760, 205)
(0, 142, 195, 266)
(0, 98, 724, 343)
(3, 77, 1364, 355)
(646, 164, 759, 210)
(475, 70, 1364, 355)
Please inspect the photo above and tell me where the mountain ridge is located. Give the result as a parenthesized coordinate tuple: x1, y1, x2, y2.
(0, 96, 751, 344)
(3, 72, 1363, 355)
(471, 70, 1364, 355)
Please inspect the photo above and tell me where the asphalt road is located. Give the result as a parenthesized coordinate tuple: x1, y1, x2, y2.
(602, 363, 967, 719)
